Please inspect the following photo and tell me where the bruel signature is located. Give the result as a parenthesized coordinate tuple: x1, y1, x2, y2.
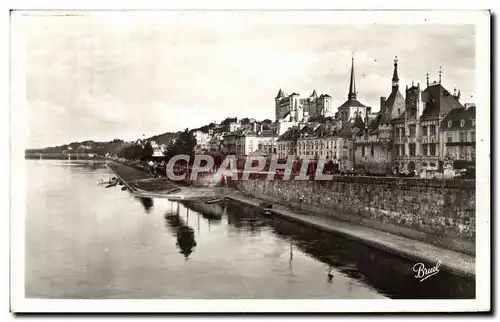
(413, 261, 441, 282)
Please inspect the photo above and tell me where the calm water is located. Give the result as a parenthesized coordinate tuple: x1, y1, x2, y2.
(25, 160, 474, 299)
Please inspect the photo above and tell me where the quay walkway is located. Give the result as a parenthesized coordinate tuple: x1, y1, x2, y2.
(106, 161, 475, 279)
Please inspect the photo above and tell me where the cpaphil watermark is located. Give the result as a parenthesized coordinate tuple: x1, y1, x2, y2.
(161, 154, 340, 181)
(413, 261, 441, 282)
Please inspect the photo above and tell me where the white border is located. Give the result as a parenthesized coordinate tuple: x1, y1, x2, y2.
(7, 6, 491, 314)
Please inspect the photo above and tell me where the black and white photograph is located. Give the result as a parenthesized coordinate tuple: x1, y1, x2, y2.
(9, 8, 491, 313)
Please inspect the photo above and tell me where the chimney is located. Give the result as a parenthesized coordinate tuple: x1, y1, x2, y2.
(380, 97, 386, 111)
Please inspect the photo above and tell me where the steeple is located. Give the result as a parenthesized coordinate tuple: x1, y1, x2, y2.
(348, 53, 357, 100)
(392, 56, 399, 90)
(275, 88, 284, 99)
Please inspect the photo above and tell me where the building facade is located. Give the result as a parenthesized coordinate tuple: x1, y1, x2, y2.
(353, 57, 404, 173)
(439, 104, 476, 171)
(392, 71, 464, 174)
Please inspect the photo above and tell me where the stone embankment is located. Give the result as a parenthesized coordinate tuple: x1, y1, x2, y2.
(235, 177, 476, 256)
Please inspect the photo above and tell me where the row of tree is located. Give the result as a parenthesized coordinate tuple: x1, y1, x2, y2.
(117, 129, 198, 162)
(117, 141, 154, 161)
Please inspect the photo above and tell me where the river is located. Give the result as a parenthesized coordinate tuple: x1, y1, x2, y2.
(25, 160, 474, 299)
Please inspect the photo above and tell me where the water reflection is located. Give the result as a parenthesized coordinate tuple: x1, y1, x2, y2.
(136, 197, 154, 213)
(224, 201, 475, 299)
(164, 202, 197, 260)
(225, 202, 270, 234)
(182, 200, 223, 223)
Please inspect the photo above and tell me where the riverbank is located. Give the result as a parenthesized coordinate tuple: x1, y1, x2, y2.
(106, 162, 225, 200)
(106, 161, 474, 279)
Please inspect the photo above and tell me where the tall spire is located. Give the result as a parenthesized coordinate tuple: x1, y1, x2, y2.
(426, 73, 429, 87)
(392, 56, 399, 90)
(348, 53, 357, 100)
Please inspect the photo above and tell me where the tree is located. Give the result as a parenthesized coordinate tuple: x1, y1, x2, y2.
(240, 117, 250, 125)
(164, 128, 197, 161)
(141, 141, 154, 161)
(221, 117, 237, 126)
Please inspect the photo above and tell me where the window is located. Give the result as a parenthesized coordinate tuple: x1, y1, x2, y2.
(409, 143, 416, 156)
(400, 145, 404, 156)
(370, 145, 374, 157)
(448, 121, 452, 128)
(447, 133, 453, 143)
(472, 119, 476, 127)
(362, 146, 365, 157)
(460, 131, 466, 142)
(402, 128, 406, 137)
(430, 125, 436, 135)
(460, 119, 465, 127)
(422, 126, 428, 136)
(472, 131, 476, 142)
(409, 125, 416, 137)
(422, 144, 428, 156)
(430, 143, 436, 156)
(460, 146, 467, 159)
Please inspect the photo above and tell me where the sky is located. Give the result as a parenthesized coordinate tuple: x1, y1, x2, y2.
(19, 12, 476, 148)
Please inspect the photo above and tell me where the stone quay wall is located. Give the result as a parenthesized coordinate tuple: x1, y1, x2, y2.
(235, 177, 476, 255)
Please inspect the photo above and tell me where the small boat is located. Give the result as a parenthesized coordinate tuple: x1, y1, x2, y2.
(205, 198, 224, 204)
(261, 209, 273, 217)
(121, 186, 128, 191)
(259, 202, 273, 209)
(166, 188, 182, 195)
(105, 181, 118, 188)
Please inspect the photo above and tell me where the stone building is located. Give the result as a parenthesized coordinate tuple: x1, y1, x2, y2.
(439, 103, 476, 171)
(275, 89, 334, 121)
(392, 69, 464, 174)
(353, 57, 405, 173)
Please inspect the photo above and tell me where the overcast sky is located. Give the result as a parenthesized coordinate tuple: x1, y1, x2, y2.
(20, 12, 476, 148)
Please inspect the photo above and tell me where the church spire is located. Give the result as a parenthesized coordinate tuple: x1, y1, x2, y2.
(348, 53, 357, 100)
(392, 56, 399, 90)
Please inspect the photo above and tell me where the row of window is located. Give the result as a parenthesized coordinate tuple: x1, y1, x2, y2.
(446, 131, 476, 142)
(278, 140, 340, 151)
(396, 125, 437, 137)
(445, 146, 476, 160)
(360, 146, 375, 158)
(395, 143, 438, 157)
(447, 119, 476, 128)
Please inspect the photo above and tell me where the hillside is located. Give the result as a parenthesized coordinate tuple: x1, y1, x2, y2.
(147, 131, 180, 145)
